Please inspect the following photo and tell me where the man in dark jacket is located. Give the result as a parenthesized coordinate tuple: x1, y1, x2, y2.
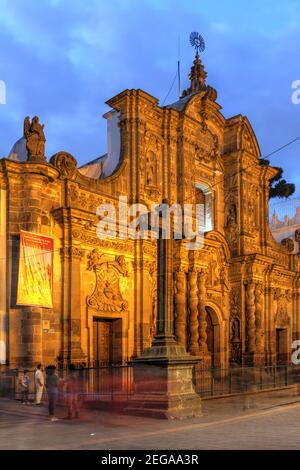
(45, 365, 59, 422)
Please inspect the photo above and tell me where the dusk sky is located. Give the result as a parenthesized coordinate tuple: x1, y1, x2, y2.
(0, 0, 300, 215)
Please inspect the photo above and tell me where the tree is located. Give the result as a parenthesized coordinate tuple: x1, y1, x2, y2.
(259, 158, 295, 199)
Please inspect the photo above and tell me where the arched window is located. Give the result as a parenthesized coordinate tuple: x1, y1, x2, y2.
(195, 183, 213, 232)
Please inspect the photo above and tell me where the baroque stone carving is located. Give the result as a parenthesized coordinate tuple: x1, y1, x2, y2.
(281, 238, 294, 253)
(230, 287, 241, 318)
(86, 249, 129, 312)
(198, 269, 208, 353)
(50, 152, 77, 179)
(225, 202, 238, 252)
(254, 282, 264, 353)
(229, 287, 242, 364)
(174, 270, 186, 347)
(274, 288, 291, 327)
(245, 282, 256, 353)
(72, 229, 135, 255)
(24, 116, 46, 160)
(188, 270, 199, 355)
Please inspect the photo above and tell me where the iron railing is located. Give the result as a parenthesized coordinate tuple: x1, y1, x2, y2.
(0, 365, 134, 402)
(193, 364, 300, 397)
(1, 363, 300, 402)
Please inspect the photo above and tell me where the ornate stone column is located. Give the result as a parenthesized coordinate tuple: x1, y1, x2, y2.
(68, 245, 85, 365)
(254, 282, 264, 364)
(245, 281, 256, 364)
(198, 268, 208, 355)
(174, 269, 187, 348)
(188, 270, 199, 355)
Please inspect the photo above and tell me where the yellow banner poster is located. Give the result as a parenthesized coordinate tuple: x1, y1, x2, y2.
(17, 231, 54, 308)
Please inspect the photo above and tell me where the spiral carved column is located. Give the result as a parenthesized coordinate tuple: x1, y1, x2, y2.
(254, 282, 264, 355)
(188, 270, 199, 355)
(174, 270, 187, 348)
(198, 269, 208, 354)
(246, 282, 256, 355)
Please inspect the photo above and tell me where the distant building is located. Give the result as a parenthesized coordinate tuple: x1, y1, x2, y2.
(270, 204, 300, 253)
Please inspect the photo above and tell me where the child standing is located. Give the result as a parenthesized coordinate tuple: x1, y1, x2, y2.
(19, 369, 30, 405)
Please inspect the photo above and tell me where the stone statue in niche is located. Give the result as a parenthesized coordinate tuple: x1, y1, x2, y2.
(226, 203, 237, 227)
(24, 115, 46, 160)
(231, 317, 240, 341)
(225, 203, 238, 248)
(274, 288, 291, 327)
(230, 317, 242, 364)
(248, 200, 256, 228)
(220, 267, 229, 291)
(147, 163, 154, 185)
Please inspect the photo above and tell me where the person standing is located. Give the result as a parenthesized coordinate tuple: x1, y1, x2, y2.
(34, 364, 44, 405)
(62, 364, 80, 420)
(45, 365, 59, 422)
(19, 369, 30, 405)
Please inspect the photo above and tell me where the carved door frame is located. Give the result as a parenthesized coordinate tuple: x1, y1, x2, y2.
(87, 309, 129, 366)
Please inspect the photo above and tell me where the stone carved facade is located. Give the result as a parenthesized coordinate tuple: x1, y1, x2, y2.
(1, 51, 300, 368)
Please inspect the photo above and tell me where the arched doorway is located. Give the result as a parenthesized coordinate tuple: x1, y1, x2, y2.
(205, 306, 220, 368)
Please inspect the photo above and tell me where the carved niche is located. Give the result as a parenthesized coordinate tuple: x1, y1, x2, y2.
(86, 249, 129, 313)
(225, 199, 238, 253)
(274, 288, 291, 327)
(144, 146, 162, 202)
(244, 185, 259, 237)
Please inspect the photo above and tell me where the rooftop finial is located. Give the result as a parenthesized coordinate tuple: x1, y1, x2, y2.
(181, 32, 207, 97)
(189, 32, 205, 55)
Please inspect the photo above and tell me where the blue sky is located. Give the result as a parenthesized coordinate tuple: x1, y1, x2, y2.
(0, 0, 300, 215)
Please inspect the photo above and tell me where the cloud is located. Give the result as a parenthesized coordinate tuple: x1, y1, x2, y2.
(0, 0, 299, 201)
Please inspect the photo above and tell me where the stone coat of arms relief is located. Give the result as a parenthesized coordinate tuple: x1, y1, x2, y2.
(86, 249, 129, 312)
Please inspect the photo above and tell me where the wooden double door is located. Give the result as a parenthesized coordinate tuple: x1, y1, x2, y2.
(93, 318, 122, 366)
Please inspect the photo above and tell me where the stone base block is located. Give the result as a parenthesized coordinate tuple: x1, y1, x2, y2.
(125, 361, 202, 419)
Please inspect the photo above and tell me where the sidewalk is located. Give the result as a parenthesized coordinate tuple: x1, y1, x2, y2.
(0, 391, 300, 449)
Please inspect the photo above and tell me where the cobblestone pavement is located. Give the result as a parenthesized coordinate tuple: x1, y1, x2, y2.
(1, 394, 300, 450)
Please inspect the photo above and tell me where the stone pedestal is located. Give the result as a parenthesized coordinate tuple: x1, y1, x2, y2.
(125, 339, 202, 419)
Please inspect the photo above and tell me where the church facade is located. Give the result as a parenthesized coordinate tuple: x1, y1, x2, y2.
(0, 52, 299, 369)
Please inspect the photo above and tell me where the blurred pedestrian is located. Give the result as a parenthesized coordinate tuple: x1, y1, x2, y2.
(62, 364, 80, 419)
(34, 363, 44, 405)
(45, 365, 59, 422)
(19, 369, 30, 405)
